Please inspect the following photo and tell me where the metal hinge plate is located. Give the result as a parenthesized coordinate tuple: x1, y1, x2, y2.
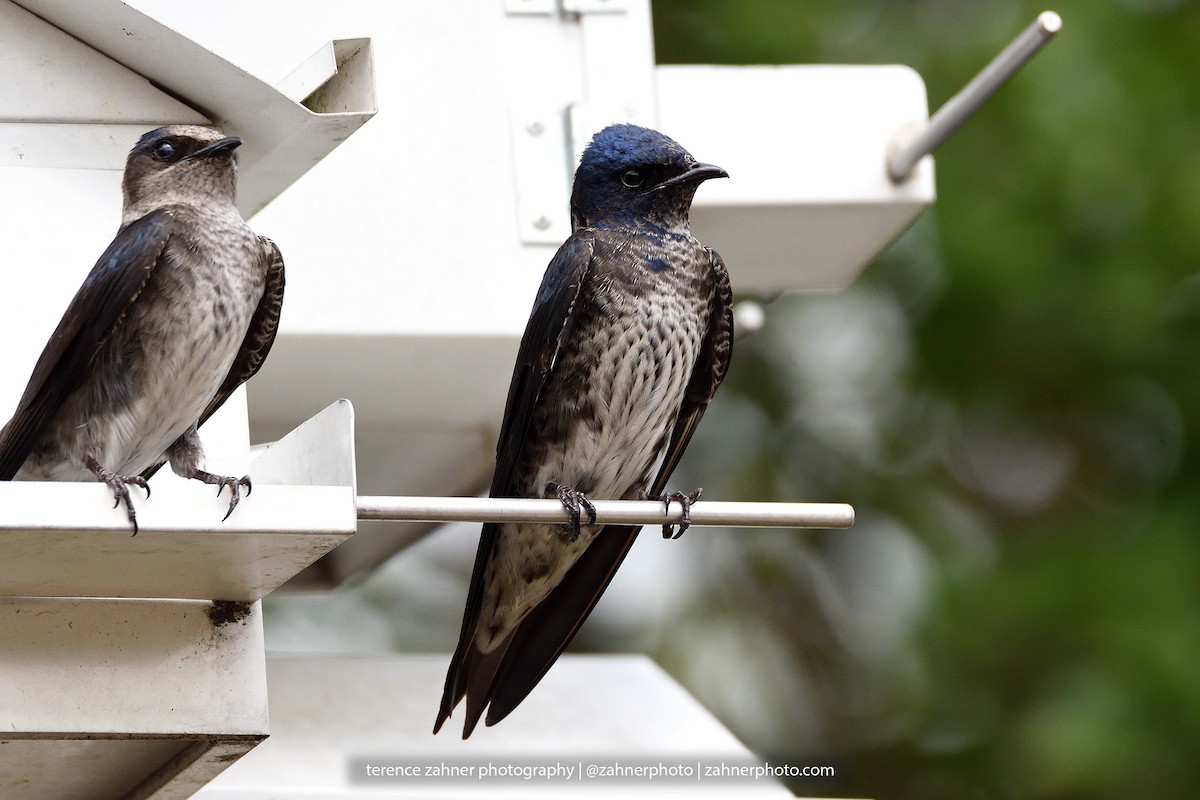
(510, 106, 572, 244)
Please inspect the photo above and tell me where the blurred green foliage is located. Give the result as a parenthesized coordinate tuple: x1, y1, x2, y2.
(648, 1, 1200, 797)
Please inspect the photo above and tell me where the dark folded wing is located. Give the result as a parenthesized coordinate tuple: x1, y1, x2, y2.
(436, 231, 596, 733)
(0, 211, 173, 479)
(490, 231, 596, 495)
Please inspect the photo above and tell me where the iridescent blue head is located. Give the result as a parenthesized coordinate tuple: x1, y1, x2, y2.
(570, 124, 727, 231)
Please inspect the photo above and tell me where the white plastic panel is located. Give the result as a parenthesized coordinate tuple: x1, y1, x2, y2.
(196, 655, 794, 798)
(0, 400, 357, 601)
(2, 598, 269, 735)
(657, 64, 936, 291)
(275, 40, 340, 103)
(0, 482, 353, 600)
(0, 0, 208, 125)
(0, 599, 268, 800)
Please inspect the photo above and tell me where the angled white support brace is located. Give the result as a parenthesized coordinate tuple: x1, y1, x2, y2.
(7, 0, 377, 215)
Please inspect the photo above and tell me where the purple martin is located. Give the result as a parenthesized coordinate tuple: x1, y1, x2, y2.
(0, 125, 285, 533)
(436, 124, 733, 737)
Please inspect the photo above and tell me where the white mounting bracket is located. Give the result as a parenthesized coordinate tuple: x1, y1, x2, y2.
(510, 106, 573, 244)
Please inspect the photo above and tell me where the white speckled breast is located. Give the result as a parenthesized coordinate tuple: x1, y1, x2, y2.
(475, 227, 713, 651)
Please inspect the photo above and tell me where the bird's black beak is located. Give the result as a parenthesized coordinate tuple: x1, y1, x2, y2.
(653, 162, 729, 191)
(185, 136, 243, 161)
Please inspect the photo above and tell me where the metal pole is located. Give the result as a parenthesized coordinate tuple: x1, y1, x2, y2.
(356, 496, 855, 529)
(887, 10, 1062, 183)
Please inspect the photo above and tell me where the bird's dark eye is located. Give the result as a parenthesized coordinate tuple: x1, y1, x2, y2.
(152, 141, 177, 161)
(621, 169, 645, 188)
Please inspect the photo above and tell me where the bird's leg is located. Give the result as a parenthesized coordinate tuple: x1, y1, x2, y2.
(167, 428, 251, 521)
(546, 482, 597, 543)
(655, 488, 703, 539)
(190, 470, 253, 521)
(85, 456, 150, 536)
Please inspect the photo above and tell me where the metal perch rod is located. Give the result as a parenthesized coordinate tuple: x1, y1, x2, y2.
(887, 10, 1062, 183)
(356, 496, 855, 529)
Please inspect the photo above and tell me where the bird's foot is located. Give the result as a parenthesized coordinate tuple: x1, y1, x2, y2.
(85, 456, 151, 536)
(547, 482, 597, 543)
(655, 488, 702, 539)
(191, 470, 252, 521)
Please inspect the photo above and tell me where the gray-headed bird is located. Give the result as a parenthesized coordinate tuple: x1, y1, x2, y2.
(0, 125, 285, 533)
(436, 123, 733, 737)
